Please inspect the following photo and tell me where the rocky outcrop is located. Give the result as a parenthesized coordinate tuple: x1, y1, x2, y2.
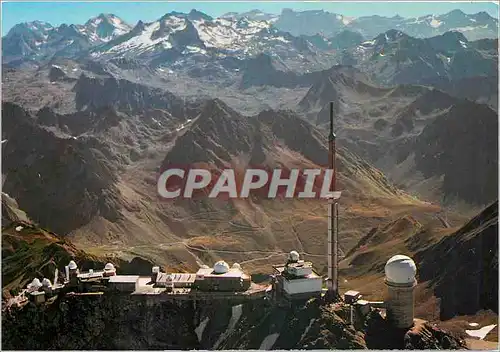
(416, 200, 498, 319)
(412, 102, 498, 206)
(72, 74, 188, 117)
(2, 295, 468, 350)
(365, 310, 466, 349)
(1, 192, 31, 227)
(2, 102, 122, 235)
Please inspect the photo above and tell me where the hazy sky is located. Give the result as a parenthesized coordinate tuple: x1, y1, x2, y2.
(2, 1, 499, 34)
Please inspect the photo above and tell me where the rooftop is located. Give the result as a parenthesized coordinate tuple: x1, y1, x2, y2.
(196, 267, 249, 279)
(273, 265, 321, 279)
(108, 275, 139, 283)
(78, 271, 104, 279)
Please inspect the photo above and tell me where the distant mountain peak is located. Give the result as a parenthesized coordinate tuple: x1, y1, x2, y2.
(188, 9, 213, 21)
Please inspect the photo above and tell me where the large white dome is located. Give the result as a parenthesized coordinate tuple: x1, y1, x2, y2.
(68, 260, 78, 270)
(213, 261, 230, 274)
(104, 263, 115, 271)
(288, 251, 300, 262)
(385, 255, 417, 284)
(28, 278, 42, 289)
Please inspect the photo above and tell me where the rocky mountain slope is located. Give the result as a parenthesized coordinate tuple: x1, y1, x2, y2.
(300, 65, 498, 207)
(416, 200, 498, 320)
(3, 9, 497, 79)
(273, 8, 498, 40)
(2, 102, 122, 235)
(340, 200, 498, 341)
(1, 192, 102, 298)
(3, 14, 131, 64)
(349, 30, 498, 86)
(1, 92, 443, 278)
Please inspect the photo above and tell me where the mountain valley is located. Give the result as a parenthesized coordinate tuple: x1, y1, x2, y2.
(1, 5, 498, 350)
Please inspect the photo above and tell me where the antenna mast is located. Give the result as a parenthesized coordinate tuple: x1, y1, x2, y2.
(327, 101, 339, 299)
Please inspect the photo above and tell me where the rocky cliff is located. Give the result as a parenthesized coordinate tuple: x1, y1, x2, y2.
(2, 295, 465, 350)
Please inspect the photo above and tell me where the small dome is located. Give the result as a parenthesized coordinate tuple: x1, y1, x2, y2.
(28, 278, 42, 289)
(288, 251, 300, 262)
(68, 260, 78, 270)
(385, 255, 417, 284)
(213, 260, 230, 274)
(104, 263, 115, 271)
(42, 278, 52, 287)
(200, 264, 210, 269)
(232, 263, 241, 270)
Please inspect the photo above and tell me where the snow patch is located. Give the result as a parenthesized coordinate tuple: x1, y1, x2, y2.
(361, 40, 376, 46)
(466, 324, 497, 340)
(274, 36, 290, 43)
(452, 26, 479, 32)
(163, 16, 187, 31)
(104, 21, 170, 55)
(430, 19, 442, 28)
(260, 333, 280, 350)
(195, 317, 209, 343)
(182, 45, 207, 54)
(213, 304, 243, 349)
(342, 16, 355, 25)
(299, 318, 316, 342)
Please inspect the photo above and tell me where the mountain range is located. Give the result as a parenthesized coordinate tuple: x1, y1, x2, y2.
(2, 6, 498, 348)
(3, 9, 498, 69)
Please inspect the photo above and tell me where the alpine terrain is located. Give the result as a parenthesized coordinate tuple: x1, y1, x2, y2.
(2, 4, 498, 350)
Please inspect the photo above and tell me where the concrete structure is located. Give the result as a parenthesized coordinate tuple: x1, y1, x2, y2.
(108, 275, 140, 292)
(156, 273, 173, 290)
(78, 270, 104, 281)
(195, 262, 251, 292)
(156, 272, 196, 289)
(151, 266, 160, 283)
(344, 290, 362, 304)
(103, 263, 116, 277)
(30, 291, 46, 304)
(67, 260, 79, 285)
(326, 101, 342, 298)
(384, 254, 417, 329)
(274, 251, 322, 299)
(41, 278, 53, 296)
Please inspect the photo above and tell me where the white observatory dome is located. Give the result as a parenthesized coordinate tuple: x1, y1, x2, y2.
(28, 278, 42, 289)
(68, 260, 78, 270)
(42, 278, 52, 287)
(104, 263, 115, 271)
(385, 255, 417, 284)
(288, 250, 300, 262)
(213, 261, 230, 274)
(232, 263, 241, 270)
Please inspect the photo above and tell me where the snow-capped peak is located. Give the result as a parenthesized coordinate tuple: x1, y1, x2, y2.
(80, 13, 131, 43)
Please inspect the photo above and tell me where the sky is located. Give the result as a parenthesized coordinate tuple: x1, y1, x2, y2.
(2, 1, 499, 34)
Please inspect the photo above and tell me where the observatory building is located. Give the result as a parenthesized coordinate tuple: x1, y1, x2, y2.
(194, 261, 251, 292)
(152, 261, 251, 292)
(273, 251, 323, 300)
(384, 254, 417, 329)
